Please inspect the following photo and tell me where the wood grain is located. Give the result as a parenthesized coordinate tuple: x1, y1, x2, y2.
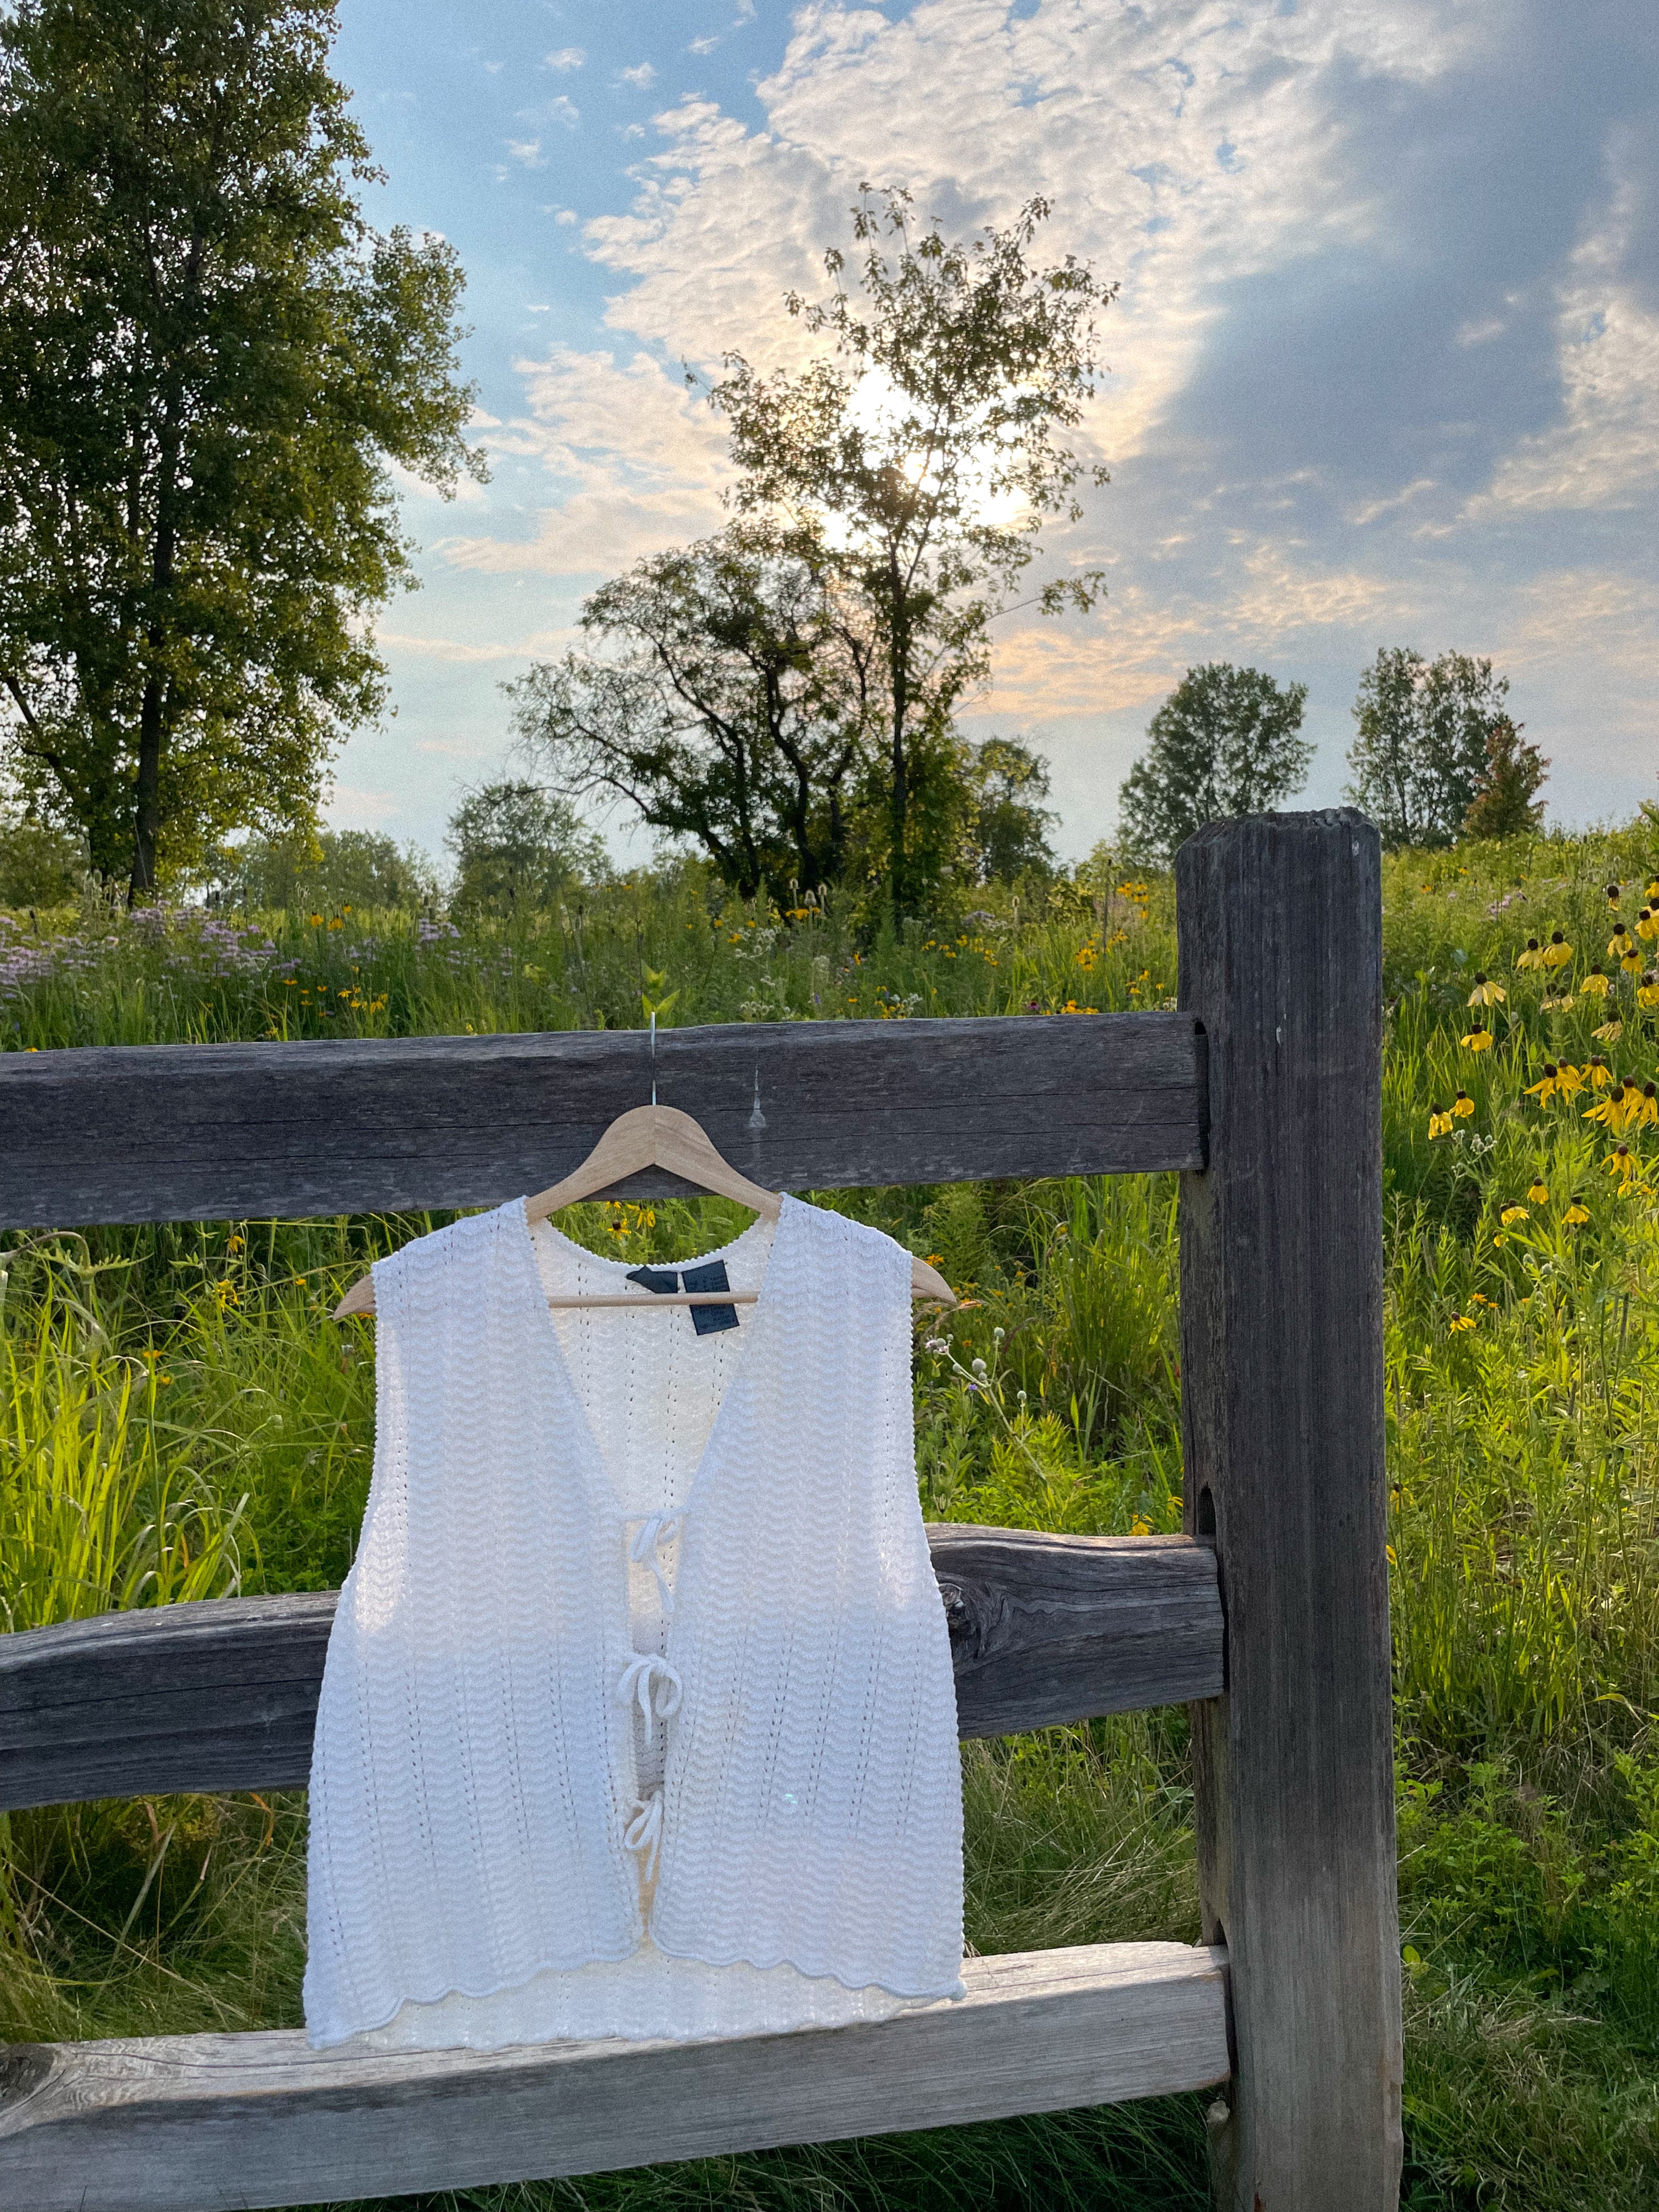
(0, 1012, 1203, 1229)
(0, 1532, 1222, 1810)
(1176, 812, 1402, 2209)
(0, 1940, 1231, 2212)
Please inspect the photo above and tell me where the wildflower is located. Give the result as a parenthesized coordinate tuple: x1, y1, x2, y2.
(1515, 938, 1544, 969)
(1523, 1063, 1560, 1103)
(1639, 973, 1659, 1009)
(1526, 1179, 1549, 1204)
(1448, 1313, 1477, 1333)
(1461, 1024, 1492, 1052)
(1558, 1061, 1587, 1101)
(1467, 972, 1505, 1007)
(1632, 1081, 1659, 1132)
(1604, 1144, 1637, 1186)
(308, 912, 322, 926)
(1499, 1204, 1529, 1226)
(1607, 882, 1622, 905)
(1452, 1090, 1475, 1118)
(1540, 992, 1576, 1012)
(1583, 1085, 1629, 1130)
(924, 1338, 948, 1355)
(1493, 1233, 1507, 1247)
(1647, 879, 1659, 902)
(1610, 924, 1632, 958)
(1427, 1104, 1454, 1138)
(1586, 1056, 1612, 1090)
(1640, 906, 1659, 942)
(1594, 1019, 1625, 1044)
(1622, 948, 1644, 975)
(1542, 930, 1573, 967)
(1563, 1197, 1590, 1226)
(1579, 965, 1612, 999)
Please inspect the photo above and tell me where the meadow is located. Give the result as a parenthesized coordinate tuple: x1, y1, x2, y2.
(4, 816, 1659, 2209)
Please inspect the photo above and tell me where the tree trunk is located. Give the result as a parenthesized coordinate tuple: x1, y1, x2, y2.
(888, 568, 910, 932)
(130, 673, 163, 902)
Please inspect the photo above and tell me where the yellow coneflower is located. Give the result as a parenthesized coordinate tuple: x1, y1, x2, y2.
(1467, 971, 1506, 1007)
(1583, 1086, 1629, 1131)
(1461, 1024, 1493, 1052)
(1604, 1144, 1637, 1185)
(1640, 974, 1659, 1010)
(1594, 1019, 1626, 1043)
(1647, 878, 1659, 901)
(1586, 1056, 1612, 1090)
(1499, 1204, 1530, 1226)
(1541, 990, 1576, 1011)
(1448, 1313, 1477, 1333)
(1542, 930, 1574, 967)
(1638, 907, 1659, 943)
(1556, 1062, 1587, 1101)
(1581, 966, 1612, 999)
(1607, 882, 1622, 906)
(1610, 924, 1632, 958)
(1428, 1104, 1454, 1139)
(1452, 1090, 1475, 1118)
(1526, 1178, 1549, 1204)
(1524, 1063, 1561, 1103)
(1564, 1197, 1590, 1226)
(1516, 938, 1544, 969)
(1622, 949, 1644, 974)
(1632, 1082, 1659, 1132)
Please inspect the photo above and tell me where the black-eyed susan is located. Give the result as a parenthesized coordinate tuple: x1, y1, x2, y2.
(1607, 882, 1622, 905)
(1524, 1063, 1561, 1103)
(1639, 907, 1659, 943)
(1581, 965, 1612, 1000)
(1428, 1104, 1454, 1139)
(1556, 1060, 1587, 1101)
(1583, 1084, 1630, 1131)
(1647, 878, 1659, 902)
(1632, 1081, 1659, 1132)
(1452, 1090, 1475, 1119)
(1467, 971, 1506, 1007)
(1447, 1312, 1477, 1333)
(1499, 1203, 1530, 1227)
(1586, 1056, 1612, 1090)
(1609, 924, 1632, 958)
(1640, 972, 1659, 1011)
(1564, 1196, 1590, 1226)
(1542, 930, 1573, 968)
(1541, 990, 1576, 1012)
(1461, 1023, 1493, 1052)
(1526, 1178, 1549, 1204)
(1622, 947, 1644, 974)
(1604, 1144, 1637, 1186)
(1593, 1017, 1626, 1044)
(1516, 938, 1544, 969)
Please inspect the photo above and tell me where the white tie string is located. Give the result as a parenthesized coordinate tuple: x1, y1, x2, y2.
(625, 1513, 682, 1618)
(616, 1652, 684, 1746)
(623, 1789, 664, 1881)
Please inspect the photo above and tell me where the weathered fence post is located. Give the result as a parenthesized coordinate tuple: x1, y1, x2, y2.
(1177, 810, 1402, 2209)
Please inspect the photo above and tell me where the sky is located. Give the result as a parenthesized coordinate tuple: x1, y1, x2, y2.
(329, 0, 1659, 867)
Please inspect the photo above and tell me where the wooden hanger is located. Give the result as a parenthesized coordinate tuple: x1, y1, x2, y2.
(332, 1101, 956, 1318)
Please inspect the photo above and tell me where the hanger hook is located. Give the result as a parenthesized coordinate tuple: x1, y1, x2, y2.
(650, 1009, 657, 1108)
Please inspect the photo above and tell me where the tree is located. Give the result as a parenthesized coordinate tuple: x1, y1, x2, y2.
(1344, 648, 1511, 849)
(959, 736, 1058, 883)
(510, 526, 872, 901)
(225, 826, 439, 912)
(444, 782, 606, 921)
(1115, 663, 1312, 866)
(1461, 717, 1548, 839)
(0, 0, 484, 898)
(708, 189, 1115, 926)
(0, 795, 83, 905)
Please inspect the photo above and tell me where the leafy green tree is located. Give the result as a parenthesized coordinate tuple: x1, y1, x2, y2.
(708, 189, 1114, 926)
(0, 798, 84, 905)
(963, 737, 1058, 883)
(1116, 663, 1312, 866)
(444, 782, 607, 921)
(1345, 648, 1511, 849)
(510, 526, 872, 902)
(1461, 717, 1548, 840)
(0, 0, 483, 898)
(225, 826, 439, 913)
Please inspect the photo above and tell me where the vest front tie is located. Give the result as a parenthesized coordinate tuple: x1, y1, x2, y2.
(623, 1789, 664, 1880)
(625, 1513, 682, 1617)
(617, 1651, 682, 1745)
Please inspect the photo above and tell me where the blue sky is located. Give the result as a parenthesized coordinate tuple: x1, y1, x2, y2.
(330, 0, 1659, 866)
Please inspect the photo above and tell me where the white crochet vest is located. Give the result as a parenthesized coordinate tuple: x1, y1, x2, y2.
(303, 1193, 964, 2050)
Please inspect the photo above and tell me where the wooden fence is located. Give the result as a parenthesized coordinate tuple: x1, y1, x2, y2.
(0, 810, 1402, 2211)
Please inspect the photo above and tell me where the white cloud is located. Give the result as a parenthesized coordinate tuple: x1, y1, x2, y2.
(504, 138, 545, 170)
(545, 47, 585, 71)
(688, 36, 720, 56)
(1348, 478, 1437, 528)
(549, 95, 580, 130)
(618, 63, 657, 89)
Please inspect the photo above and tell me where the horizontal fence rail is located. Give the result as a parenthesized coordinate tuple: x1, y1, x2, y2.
(0, 1940, 1231, 2212)
(0, 1530, 1222, 1810)
(0, 1012, 1205, 1228)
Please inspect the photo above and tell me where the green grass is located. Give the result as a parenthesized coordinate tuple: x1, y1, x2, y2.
(4, 820, 1659, 2207)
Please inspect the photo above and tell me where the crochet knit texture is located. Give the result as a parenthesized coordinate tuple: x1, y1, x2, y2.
(303, 1193, 965, 2051)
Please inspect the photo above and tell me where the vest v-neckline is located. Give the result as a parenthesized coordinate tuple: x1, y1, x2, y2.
(515, 1194, 795, 1528)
